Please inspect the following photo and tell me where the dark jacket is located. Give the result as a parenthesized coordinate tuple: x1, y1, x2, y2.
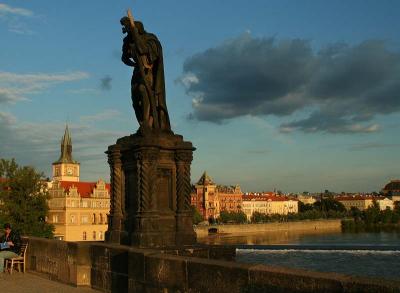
(0, 230, 21, 254)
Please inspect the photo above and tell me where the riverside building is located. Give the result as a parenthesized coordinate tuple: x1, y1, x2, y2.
(191, 171, 242, 220)
(383, 179, 400, 202)
(336, 195, 393, 211)
(242, 193, 298, 221)
(47, 126, 110, 241)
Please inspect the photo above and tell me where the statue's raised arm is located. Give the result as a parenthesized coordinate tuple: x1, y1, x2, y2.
(121, 9, 171, 134)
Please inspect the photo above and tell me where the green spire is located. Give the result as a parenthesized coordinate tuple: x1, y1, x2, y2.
(53, 125, 78, 164)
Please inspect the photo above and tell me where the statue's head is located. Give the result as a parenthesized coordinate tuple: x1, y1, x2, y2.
(120, 17, 145, 35)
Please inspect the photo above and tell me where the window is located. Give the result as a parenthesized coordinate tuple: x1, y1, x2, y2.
(99, 231, 103, 240)
(52, 214, 59, 223)
(70, 215, 76, 223)
(81, 215, 88, 224)
(93, 213, 96, 224)
(83, 231, 87, 240)
(82, 201, 88, 208)
(93, 231, 96, 240)
(99, 214, 103, 224)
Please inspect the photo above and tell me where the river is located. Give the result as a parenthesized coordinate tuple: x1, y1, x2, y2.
(198, 231, 400, 281)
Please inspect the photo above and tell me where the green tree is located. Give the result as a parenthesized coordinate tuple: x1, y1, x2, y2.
(362, 201, 380, 225)
(218, 211, 231, 223)
(298, 201, 314, 213)
(190, 205, 203, 225)
(251, 211, 266, 223)
(0, 158, 54, 237)
(314, 198, 346, 213)
(218, 211, 247, 224)
(233, 211, 248, 224)
(381, 207, 393, 224)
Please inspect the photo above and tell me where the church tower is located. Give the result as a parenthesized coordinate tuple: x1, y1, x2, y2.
(52, 125, 80, 182)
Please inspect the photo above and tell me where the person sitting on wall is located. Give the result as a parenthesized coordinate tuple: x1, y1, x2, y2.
(0, 223, 22, 273)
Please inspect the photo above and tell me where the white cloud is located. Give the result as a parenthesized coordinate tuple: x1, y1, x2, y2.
(347, 123, 380, 133)
(0, 3, 33, 17)
(0, 3, 35, 34)
(0, 111, 17, 125)
(0, 71, 89, 84)
(177, 73, 199, 87)
(79, 109, 121, 123)
(0, 71, 90, 104)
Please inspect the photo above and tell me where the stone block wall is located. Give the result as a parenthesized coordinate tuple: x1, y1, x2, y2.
(195, 219, 342, 238)
(26, 237, 400, 293)
(26, 237, 91, 286)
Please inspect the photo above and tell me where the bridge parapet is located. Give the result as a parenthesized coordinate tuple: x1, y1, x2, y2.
(26, 237, 400, 293)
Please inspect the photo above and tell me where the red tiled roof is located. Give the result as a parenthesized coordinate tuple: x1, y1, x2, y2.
(59, 181, 110, 198)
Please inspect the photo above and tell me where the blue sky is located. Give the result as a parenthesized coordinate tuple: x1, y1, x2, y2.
(1, 0, 399, 193)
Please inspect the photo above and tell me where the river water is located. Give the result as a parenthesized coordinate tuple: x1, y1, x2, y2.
(198, 231, 400, 281)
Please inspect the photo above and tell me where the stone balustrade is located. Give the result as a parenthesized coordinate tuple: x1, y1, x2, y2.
(26, 237, 400, 293)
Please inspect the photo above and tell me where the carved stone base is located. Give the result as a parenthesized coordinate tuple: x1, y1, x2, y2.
(106, 131, 197, 248)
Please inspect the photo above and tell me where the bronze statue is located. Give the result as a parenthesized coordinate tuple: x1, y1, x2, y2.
(121, 10, 171, 133)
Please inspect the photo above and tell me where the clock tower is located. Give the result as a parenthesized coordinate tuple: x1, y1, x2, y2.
(52, 125, 80, 182)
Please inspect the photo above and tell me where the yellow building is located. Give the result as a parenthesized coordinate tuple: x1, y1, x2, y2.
(376, 197, 394, 211)
(337, 195, 393, 211)
(297, 195, 317, 205)
(336, 196, 373, 211)
(47, 126, 110, 241)
(242, 194, 298, 221)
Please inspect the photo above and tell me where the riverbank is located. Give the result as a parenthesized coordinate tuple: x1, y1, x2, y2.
(195, 219, 341, 238)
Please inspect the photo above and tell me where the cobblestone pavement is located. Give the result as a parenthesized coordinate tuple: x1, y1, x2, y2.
(0, 272, 99, 293)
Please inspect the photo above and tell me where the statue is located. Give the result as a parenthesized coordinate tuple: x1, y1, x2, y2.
(106, 10, 196, 248)
(120, 10, 171, 133)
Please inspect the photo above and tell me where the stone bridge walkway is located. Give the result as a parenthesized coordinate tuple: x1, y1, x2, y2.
(1, 272, 99, 293)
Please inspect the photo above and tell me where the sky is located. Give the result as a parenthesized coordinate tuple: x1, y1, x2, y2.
(0, 0, 399, 193)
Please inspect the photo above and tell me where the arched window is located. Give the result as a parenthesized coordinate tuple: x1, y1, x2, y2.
(93, 231, 96, 240)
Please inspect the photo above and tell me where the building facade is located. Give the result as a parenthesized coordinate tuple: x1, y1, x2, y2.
(376, 197, 394, 211)
(297, 195, 317, 205)
(191, 172, 242, 220)
(216, 184, 242, 214)
(336, 196, 374, 211)
(47, 126, 110, 241)
(242, 194, 298, 221)
(336, 195, 394, 211)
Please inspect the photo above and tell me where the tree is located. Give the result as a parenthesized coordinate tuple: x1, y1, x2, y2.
(190, 205, 203, 225)
(218, 211, 247, 224)
(251, 211, 266, 223)
(298, 202, 314, 213)
(233, 211, 248, 224)
(314, 198, 346, 213)
(350, 207, 362, 222)
(362, 201, 380, 225)
(0, 158, 54, 237)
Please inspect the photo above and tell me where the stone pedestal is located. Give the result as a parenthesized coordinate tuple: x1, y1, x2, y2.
(105, 132, 197, 248)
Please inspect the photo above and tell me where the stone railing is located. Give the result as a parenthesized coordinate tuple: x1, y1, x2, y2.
(26, 237, 400, 293)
